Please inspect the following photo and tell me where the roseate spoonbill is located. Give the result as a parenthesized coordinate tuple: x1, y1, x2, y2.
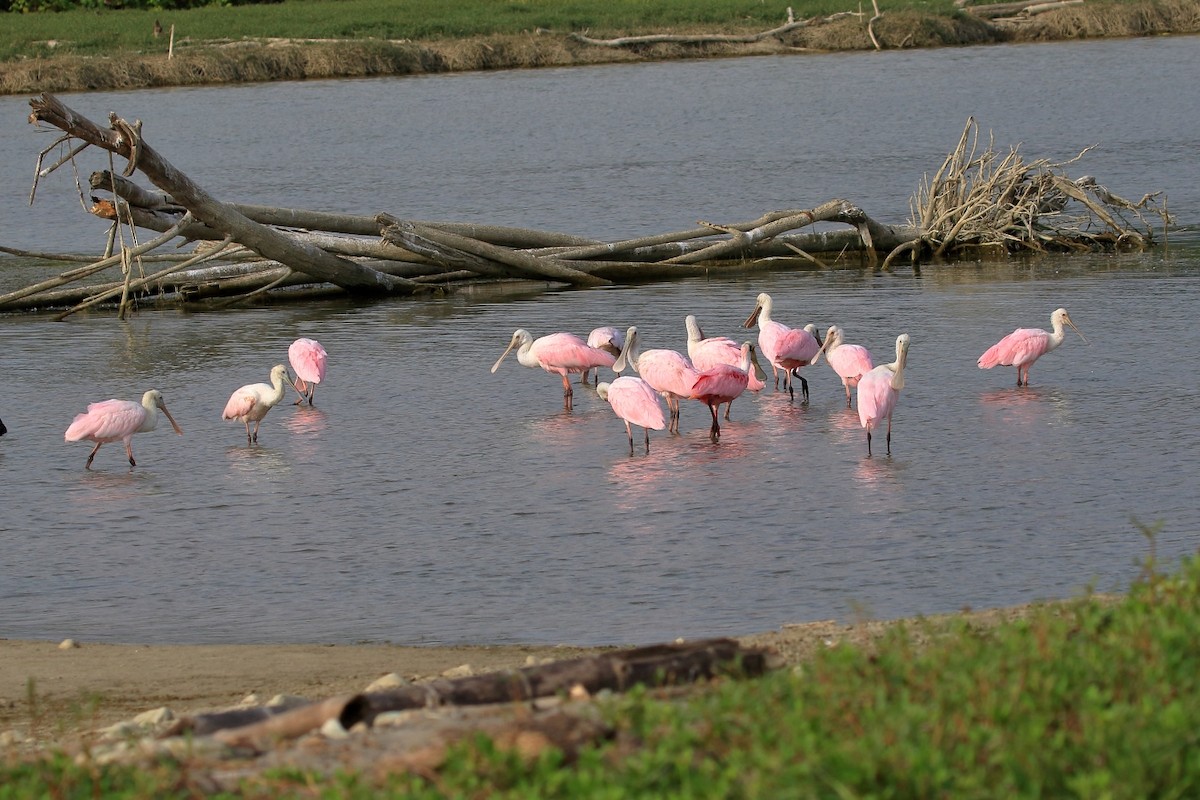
(821, 325, 874, 408)
(288, 337, 327, 406)
(581, 326, 625, 385)
(684, 314, 765, 420)
(977, 307, 1087, 386)
(64, 389, 183, 469)
(689, 341, 760, 441)
(597, 376, 667, 454)
(222, 364, 297, 443)
(612, 326, 699, 433)
(491, 329, 616, 411)
(743, 292, 822, 402)
(857, 333, 910, 456)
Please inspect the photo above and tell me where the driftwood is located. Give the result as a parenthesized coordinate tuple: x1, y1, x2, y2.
(165, 637, 773, 751)
(961, 0, 1086, 19)
(8, 98, 1168, 315)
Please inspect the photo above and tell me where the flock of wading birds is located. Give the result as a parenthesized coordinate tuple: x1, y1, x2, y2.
(0, 293, 1085, 468)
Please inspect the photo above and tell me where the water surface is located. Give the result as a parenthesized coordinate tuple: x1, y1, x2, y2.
(0, 36, 1197, 646)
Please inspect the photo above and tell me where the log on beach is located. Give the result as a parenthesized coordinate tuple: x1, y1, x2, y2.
(166, 637, 774, 751)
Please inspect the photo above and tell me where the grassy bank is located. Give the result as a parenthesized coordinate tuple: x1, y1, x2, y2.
(1, 0, 1197, 94)
(3, 539, 1199, 796)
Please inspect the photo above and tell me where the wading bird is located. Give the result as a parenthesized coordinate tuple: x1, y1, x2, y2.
(857, 333, 910, 456)
(491, 329, 616, 411)
(743, 292, 822, 402)
(977, 307, 1086, 386)
(612, 326, 699, 433)
(64, 389, 183, 469)
(597, 376, 667, 454)
(690, 342, 761, 441)
(684, 314, 765, 420)
(288, 337, 328, 406)
(821, 325, 874, 408)
(223, 364, 297, 443)
(581, 326, 626, 385)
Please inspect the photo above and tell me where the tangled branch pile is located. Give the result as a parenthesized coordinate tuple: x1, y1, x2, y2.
(895, 117, 1171, 267)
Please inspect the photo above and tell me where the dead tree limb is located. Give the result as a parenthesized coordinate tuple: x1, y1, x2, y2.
(379, 216, 611, 287)
(28, 93, 422, 295)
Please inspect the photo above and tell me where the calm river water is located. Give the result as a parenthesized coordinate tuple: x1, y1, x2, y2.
(1, 35, 1198, 646)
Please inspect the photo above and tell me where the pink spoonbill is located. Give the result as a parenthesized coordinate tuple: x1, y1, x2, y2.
(821, 325, 874, 408)
(689, 341, 762, 441)
(64, 389, 183, 469)
(597, 376, 667, 454)
(977, 307, 1086, 386)
(684, 314, 765, 420)
(222, 364, 298, 443)
(743, 292, 822, 402)
(288, 337, 328, 406)
(857, 333, 911, 456)
(612, 325, 699, 434)
(491, 329, 616, 411)
(581, 326, 626, 385)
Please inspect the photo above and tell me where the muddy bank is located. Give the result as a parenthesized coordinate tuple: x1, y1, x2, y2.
(1, 1, 1196, 96)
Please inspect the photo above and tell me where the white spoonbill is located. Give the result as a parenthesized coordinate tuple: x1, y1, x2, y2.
(491, 329, 616, 411)
(65, 389, 183, 469)
(288, 337, 328, 406)
(597, 376, 667, 454)
(223, 364, 297, 443)
(977, 307, 1086, 386)
(857, 334, 910, 456)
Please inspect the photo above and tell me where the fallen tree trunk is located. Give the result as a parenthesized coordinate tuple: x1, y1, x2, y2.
(29, 93, 421, 295)
(167, 637, 773, 750)
(9, 104, 1166, 315)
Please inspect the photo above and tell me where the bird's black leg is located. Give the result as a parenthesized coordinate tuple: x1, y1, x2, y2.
(866, 430, 873, 456)
(799, 375, 809, 403)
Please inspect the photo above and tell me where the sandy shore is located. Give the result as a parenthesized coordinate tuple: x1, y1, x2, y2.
(2, 605, 1047, 746)
(1, 637, 613, 738)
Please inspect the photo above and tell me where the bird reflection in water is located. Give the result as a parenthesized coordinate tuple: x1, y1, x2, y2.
(283, 406, 329, 436)
(225, 444, 291, 478)
(978, 386, 1073, 427)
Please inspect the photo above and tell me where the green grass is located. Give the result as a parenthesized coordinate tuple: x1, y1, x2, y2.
(0, 0, 961, 61)
(5, 536, 1200, 797)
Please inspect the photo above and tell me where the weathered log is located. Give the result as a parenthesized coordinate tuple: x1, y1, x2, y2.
(29, 93, 420, 295)
(964, 0, 1084, 18)
(380, 217, 611, 287)
(170, 638, 773, 748)
(569, 18, 812, 46)
(0, 216, 193, 309)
